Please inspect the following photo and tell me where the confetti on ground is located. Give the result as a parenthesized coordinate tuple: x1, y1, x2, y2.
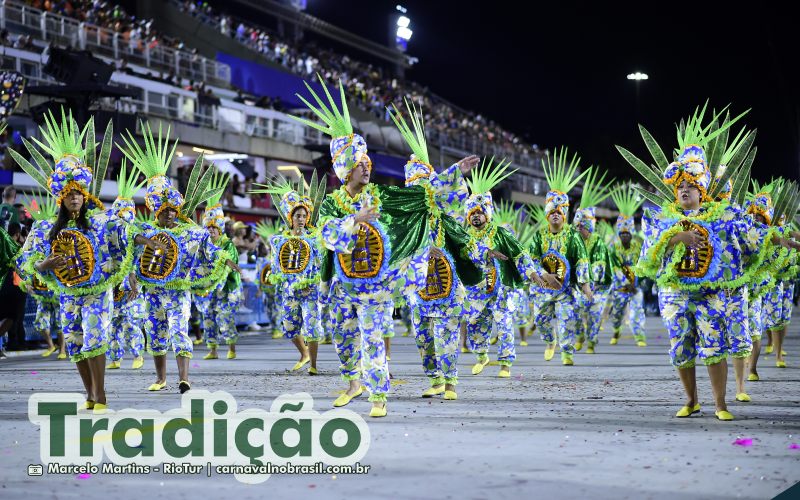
(76, 473, 91, 480)
(192, 363, 200, 368)
(732, 438, 753, 447)
(789, 443, 800, 450)
(30, 371, 38, 375)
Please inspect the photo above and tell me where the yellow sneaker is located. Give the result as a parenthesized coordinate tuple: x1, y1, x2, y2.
(291, 357, 310, 371)
(443, 390, 457, 400)
(147, 381, 167, 391)
(715, 410, 734, 421)
(193, 339, 203, 345)
(308, 367, 318, 375)
(747, 373, 759, 381)
(57, 352, 67, 360)
(781, 350, 787, 356)
(107, 360, 121, 369)
(562, 357, 574, 366)
(675, 404, 701, 417)
(765, 345, 774, 354)
(129, 356, 144, 369)
(41, 346, 57, 357)
(471, 358, 489, 375)
(544, 347, 555, 361)
(226, 350, 236, 359)
(271, 330, 282, 339)
(586, 344, 595, 354)
(333, 386, 363, 407)
(489, 336, 498, 345)
(776, 360, 787, 368)
(497, 368, 511, 378)
(203, 352, 218, 360)
(369, 404, 387, 418)
(636, 341, 648, 347)
(81, 400, 95, 410)
(179, 381, 191, 394)
(735, 393, 751, 402)
(92, 403, 108, 415)
(422, 386, 445, 398)
(520, 340, 528, 347)
(386, 355, 391, 361)
(610, 337, 618, 345)
(460, 346, 470, 353)
(574, 341, 583, 351)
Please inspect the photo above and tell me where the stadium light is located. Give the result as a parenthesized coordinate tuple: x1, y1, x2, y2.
(397, 16, 410, 28)
(627, 72, 649, 81)
(396, 26, 413, 41)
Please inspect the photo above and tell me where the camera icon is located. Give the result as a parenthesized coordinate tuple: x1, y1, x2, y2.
(28, 464, 43, 476)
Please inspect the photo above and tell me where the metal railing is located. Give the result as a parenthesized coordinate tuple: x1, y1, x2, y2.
(0, 0, 231, 86)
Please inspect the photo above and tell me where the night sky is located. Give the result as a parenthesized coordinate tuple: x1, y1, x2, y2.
(303, 1, 799, 182)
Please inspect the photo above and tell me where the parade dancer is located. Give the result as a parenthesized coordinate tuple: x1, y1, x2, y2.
(528, 148, 593, 365)
(200, 172, 243, 360)
(607, 184, 647, 347)
(463, 158, 537, 377)
(13, 110, 158, 413)
(571, 167, 614, 353)
(120, 123, 240, 394)
(389, 100, 481, 398)
(107, 161, 146, 369)
(255, 220, 282, 338)
(291, 76, 476, 416)
(252, 172, 327, 373)
(620, 103, 796, 419)
(20, 196, 66, 359)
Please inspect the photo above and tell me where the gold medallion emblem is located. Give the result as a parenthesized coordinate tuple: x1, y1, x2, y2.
(675, 220, 713, 278)
(279, 238, 311, 274)
(51, 229, 94, 287)
(542, 253, 567, 290)
(337, 222, 385, 279)
(418, 253, 453, 301)
(139, 232, 179, 280)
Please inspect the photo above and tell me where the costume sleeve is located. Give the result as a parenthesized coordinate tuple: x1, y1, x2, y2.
(318, 196, 358, 254)
(526, 230, 546, 276)
(567, 229, 590, 285)
(429, 164, 469, 215)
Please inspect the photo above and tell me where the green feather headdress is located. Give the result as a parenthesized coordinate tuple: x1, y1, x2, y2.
(388, 98, 431, 184)
(542, 147, 586, 194)
(118, 121, 177, 179)
(493, 199, 517, 228)
(464, 157, 516, 220)
(596, 219, 615, 243)
(611, 183, 644, 217)
(22, 195, 58, 222)
(205, 169, 230, 207)
(255, 219, 280, 241)
(116, 158, 145, 200)
(134, 207, 154, 224)
(578, 165, 614, 209)
(250, 170, 327, 227)
(513, 207, 541, 247)
(616, 101, 749, 207)
(289, 74, 352, 138)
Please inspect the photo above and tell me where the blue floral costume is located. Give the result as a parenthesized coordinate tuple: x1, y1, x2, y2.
(608, 238, 646, 343)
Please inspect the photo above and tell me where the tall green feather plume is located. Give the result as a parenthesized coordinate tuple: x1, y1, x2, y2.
(466, 157, 516, 195)
(611, 183, 643, 217)
(250, 175, 295, 227)
(512, 208, 539, 247)
(118, 121, 178, 178)
(675, 101, 749, 154)
(596, 219, 615, 243)
(307, 169, 327, 226)
(255, 219, 280, 241)
(289, 74, 352, 138)
(90, 118, 114, 198)
(541, 147, 587, 193)
(22, 195, 58, 221)
(183, 158, 217, 216)
(578, 165, 614, 209)
(135, 208, 154, 224)
(525, 204, 547, 230)
(205, 168, 230, 206)
(31, 107, 87, 161)
(116, 158, 145, 199)
(492, 199, 517, 228)
(387, 98, 429, 164)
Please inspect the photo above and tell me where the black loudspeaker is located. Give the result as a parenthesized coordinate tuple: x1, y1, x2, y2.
(43, 47, 113, 86)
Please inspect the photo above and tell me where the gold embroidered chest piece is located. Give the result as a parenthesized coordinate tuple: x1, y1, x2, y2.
(338, 222, 385, 279)
(675, 220, 713, 278)
(486, 264, 497, 294)
(418, 253, 454, 301)
(31, 275, 49, 292)
(51, 229, 95, 287)
(140, 232, 179, 280)
(279, 238, 311, 274)
(542, 253, 567, 290)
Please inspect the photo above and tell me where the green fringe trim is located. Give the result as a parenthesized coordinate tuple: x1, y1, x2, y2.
(177, 351, 193, 359)
(71, 343, 108, 363)
(429, 376, 445, 387)
(703, 353, 728, 366)
(730, 349, 752, 359)
(25, 224, 138, 297)
(367, 393, 387, 403)
(675, 361, 697, 370)
(150, 248, 231, 294)
(497, 360, 513, 367)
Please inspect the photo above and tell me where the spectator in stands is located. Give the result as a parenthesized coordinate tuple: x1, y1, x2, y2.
(0, 29, 10, 46)
(0, 221, 29, 354)
(0, 186, 19, 229)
